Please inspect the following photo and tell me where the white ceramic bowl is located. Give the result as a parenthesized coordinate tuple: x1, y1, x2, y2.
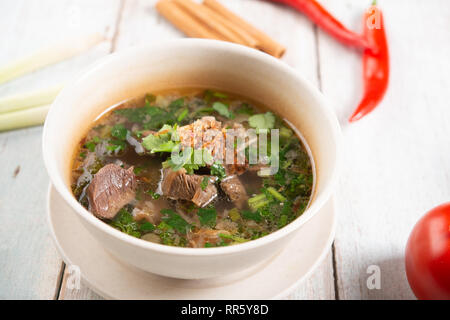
(43, 39, 341, 279)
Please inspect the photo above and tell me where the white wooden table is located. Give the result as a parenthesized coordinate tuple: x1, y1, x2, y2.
(2, 0, 448, 300)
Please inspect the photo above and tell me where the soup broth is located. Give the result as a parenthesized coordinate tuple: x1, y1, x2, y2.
(71, 89, 314, 248)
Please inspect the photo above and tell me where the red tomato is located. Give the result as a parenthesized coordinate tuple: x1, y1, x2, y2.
(405, 203, 450, 300)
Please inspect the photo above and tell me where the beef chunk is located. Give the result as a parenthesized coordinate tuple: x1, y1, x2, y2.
(87, 164, 137, 219)
(160, 168, 217, 207)
(220, 175, 248, 209)
(192, 180, 217, 207)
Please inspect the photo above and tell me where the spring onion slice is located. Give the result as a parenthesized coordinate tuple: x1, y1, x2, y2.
(0, 33, 104, 85)
(0, 104, 50, 132)
(0, 84, 63, 114)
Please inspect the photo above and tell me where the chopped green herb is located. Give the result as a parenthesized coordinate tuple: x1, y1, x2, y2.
(146, 189, 161, 199)
(177, 108, 189, 122)
(210, 162, 226, 181)
(219, 233, 248, 243)
(278, 215, 288, 228)
(115, 105, 176, 130)
(280, 126, 293, 139)
(163, 147, 211, 174)
(109, 208, 141, 238)
(140, 222, 156, 232)
(111, 124, 128, 140)
(200, 176, 209, 191)
(106, 139, 127, 153)
(197, 207, 217, 227)
(204, 89, 228, 101)
(248, 112, 275, 130)
(161, 209, 191, 234)
(212, 102, 233, 119)
(84, 141, 96, 152)
(142, 125, 179, 153)
(212, 91, 227, 98)
(193, 107, 214, 115)
(169, 98, 185, 111)
(242, 210, 263, 222)
(235, 103, 254, 115)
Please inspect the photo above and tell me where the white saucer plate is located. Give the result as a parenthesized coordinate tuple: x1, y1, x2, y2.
(47, 185, 336, 299)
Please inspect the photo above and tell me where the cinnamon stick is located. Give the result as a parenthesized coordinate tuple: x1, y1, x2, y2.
(203, 0, 286, 58)
(201, 4, 259, 48)
(172, 0, 256, 47)
(156, 0, 225, 40)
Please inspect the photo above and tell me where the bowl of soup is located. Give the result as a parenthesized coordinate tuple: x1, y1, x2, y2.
(43, 39, 341, 279)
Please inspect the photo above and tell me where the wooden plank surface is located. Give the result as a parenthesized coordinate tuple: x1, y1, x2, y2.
(317, 0, 450, 299)
(0, 0, 121, 299)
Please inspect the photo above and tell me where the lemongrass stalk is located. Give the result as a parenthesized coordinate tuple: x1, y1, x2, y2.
(0, 84, 63, 114)
(0, 33, 104, 85)
(0, 104, 50, 132)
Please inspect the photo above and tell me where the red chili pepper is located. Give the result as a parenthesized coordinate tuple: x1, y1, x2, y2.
(349, 2, 389, 122)
(268, 0, 371, 50)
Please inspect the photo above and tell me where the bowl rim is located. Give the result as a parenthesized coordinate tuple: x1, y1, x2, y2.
(42, 38, 342, 257)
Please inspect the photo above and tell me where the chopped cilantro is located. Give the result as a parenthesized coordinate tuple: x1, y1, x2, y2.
(109, 208, 141, 238)
(278, 215, 288, 228)
(248, 112, 275, 130)
(161, 209, 191, 234)
(84, 141, 96, 152)
(114, 107, 150, 123)
(111, 124, 128, 140)
(177, 108, 189, 122)
(280, 126, 293, 139)
(212, 102, 233, 119)
(211, 91, 227, 98)
(115, 105, 176, 130)
(197, 207, 216, 227)
(143, 107, 176, 130)
(163, 147, 211, 174)
(142, 125, 179, 153)
(210, 162, 226, 181)
(204, 89, 228, 101)
(106, 139, 127, 153)
(169, 98, 185, 111)
(235, 103, 254, 115)
(241, 210, 263, 222)
(146, 189, 161, 199)
(200, 176, 209, 191)
(193, 107, 215, 115)
(140, 222, 156, 232)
